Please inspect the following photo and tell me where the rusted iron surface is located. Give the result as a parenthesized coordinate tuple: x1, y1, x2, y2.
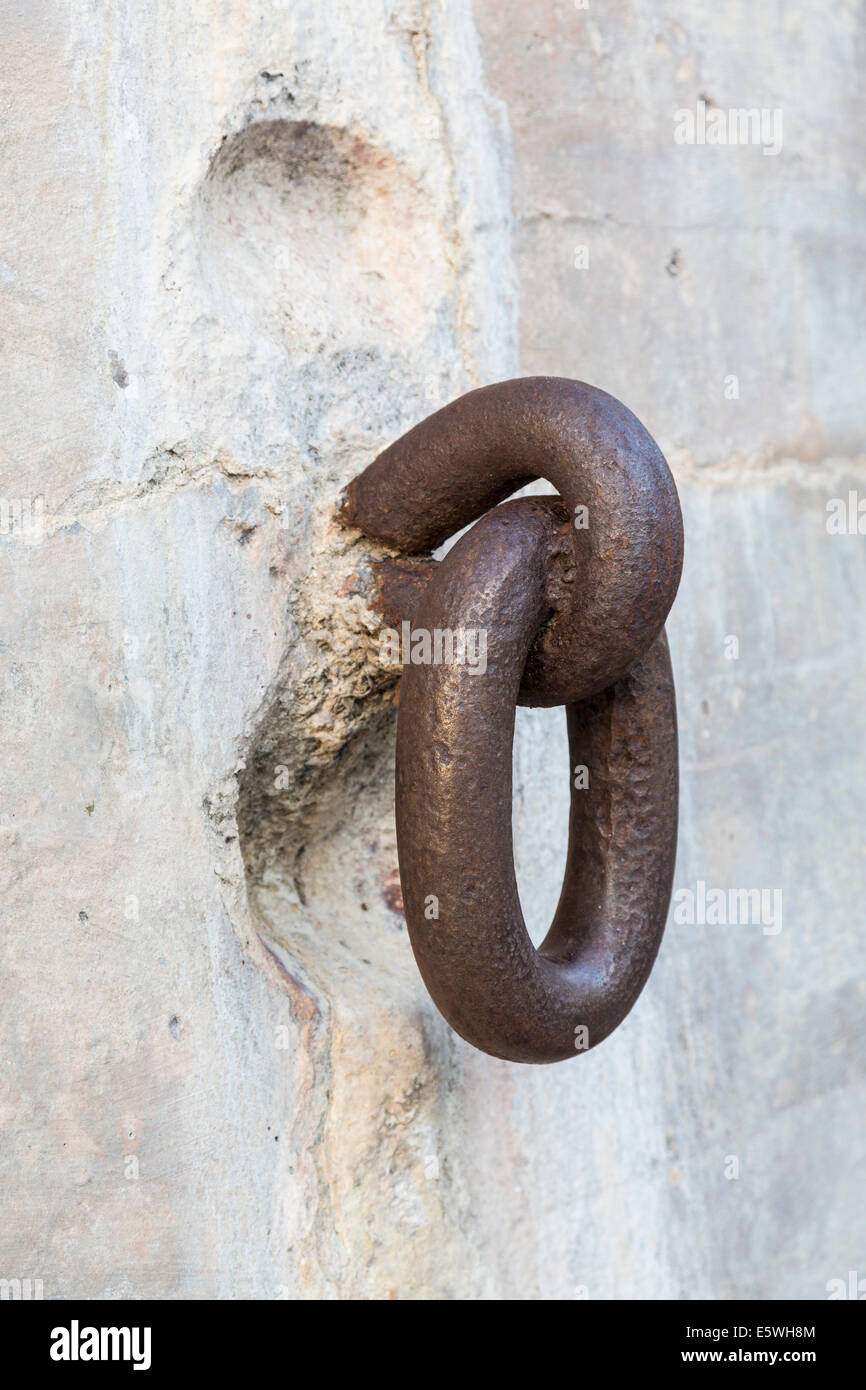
(339, 377, 682, 1062)
(343, 377, 683, 706)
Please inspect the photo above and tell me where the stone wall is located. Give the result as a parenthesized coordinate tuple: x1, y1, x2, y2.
(475, 0, 866, 1298)
(0, 0, 863, 1299)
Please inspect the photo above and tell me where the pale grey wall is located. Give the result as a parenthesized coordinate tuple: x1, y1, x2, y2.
(0, 0, 863, 1300)
(479, 0, 866, 1298)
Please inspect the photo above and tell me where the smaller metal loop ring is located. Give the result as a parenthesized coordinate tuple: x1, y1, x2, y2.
(341, 377, 683, 705)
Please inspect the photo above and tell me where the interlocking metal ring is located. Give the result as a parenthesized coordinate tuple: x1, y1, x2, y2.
(340, 378, 683, 1063)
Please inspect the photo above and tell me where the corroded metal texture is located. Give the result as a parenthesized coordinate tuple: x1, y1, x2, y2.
(339, 377, 682, 1062)
(343, 377, 683, 706)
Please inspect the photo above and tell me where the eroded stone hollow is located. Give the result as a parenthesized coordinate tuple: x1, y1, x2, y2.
(197, 117, 453, 392)
(195, 114, 456, 933)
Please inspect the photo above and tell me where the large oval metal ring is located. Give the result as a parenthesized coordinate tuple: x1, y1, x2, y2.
(394, 497, 678, 1062)
(340, 378, 682, 1062)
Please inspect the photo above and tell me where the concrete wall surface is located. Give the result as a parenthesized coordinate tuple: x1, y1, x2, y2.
(0, 0, 863, 1299)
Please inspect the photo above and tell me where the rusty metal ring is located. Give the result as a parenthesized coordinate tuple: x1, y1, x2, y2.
(340, 378, 682, 1063)
(342, 376, 683, 706)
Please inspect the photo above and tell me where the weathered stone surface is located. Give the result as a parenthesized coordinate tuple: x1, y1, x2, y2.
(1, 0, 863, 1301)
(477, 0, 866, 1299)
(474, 0, 866, 469)
(0, 0, 515, 1299)
(510, 462, 866, 1298)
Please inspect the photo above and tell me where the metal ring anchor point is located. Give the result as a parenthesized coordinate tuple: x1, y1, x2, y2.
(340, 378, 683, 1063)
